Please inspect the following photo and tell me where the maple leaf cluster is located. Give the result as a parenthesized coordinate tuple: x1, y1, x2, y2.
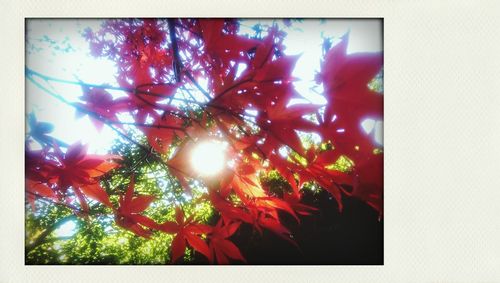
(26, 19, 383, 264)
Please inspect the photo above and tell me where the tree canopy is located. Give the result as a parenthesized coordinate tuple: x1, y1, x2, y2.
(25, 18, 383, 264)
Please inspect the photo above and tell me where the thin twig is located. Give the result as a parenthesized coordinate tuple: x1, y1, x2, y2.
(25, 214, 77, 253)
(184, 71, 212, 101)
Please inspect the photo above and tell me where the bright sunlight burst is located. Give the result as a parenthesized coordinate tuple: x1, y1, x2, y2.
(190, 140, 227, 176)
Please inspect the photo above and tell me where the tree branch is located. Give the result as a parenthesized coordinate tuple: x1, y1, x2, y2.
(168, 19, 182, 83)
(26, 71, 179, 173)
(26, 214, 77, 254)
(184, 71, 212, 101)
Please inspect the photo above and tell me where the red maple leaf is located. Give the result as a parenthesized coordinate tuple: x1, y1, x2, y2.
(223, 160, 267, 201)
(209, 190, 297, 248)
(140, 111, 185, 154)
(294, 148, 353, 211)
(208, 191, 254, 224)
(198, 19, 260, 65)
(25, 146, 58, 184)
(351, 153, 383, 215)
(32, 142, 121, 212)
(114, 176, 158, 238)
(282, 192, 318, 216)
(74, 86, 129, 131)
(166, 139, 199, 194)
(26, 180, 57, 211)
(318, 33, 383, 155)
(259, 100, 320, 158)
(51, 142, 120, 188)
(207, 219, 246, 264)
(156, 206, 211, 263)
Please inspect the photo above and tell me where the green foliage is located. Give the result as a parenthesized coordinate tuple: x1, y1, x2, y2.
(368, 69, 384, 94)
(261, 170, 293, 197)
(325, 155, 354, 173)
(26, 136, 215, 264)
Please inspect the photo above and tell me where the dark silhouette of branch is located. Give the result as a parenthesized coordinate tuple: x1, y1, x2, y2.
(25, 70, 179, 172)
(168, 19, 182, 83)
(167, 19, 212, 101)
(27, 66, 285, 161)
(26, 72, 186, 130)
(25, 68, 255, 124)
(184, 71, 212, 100)
(26, 68, 190, 104)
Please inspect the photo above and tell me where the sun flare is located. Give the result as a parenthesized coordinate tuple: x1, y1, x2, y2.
(190, 140, 227, 176)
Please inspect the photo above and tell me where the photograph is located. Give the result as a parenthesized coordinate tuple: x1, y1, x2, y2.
(25, 18, 383, 265)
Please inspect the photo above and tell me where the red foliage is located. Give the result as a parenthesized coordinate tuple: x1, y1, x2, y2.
(207, 219, 245, 264)
(25, 142, 120, 212)
(157, 207, 212, 262)
(115, 176, 157, 238)
(26, 19, 383, 264)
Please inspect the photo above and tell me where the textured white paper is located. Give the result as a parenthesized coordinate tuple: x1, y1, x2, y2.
(1, 0, 499, 282)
